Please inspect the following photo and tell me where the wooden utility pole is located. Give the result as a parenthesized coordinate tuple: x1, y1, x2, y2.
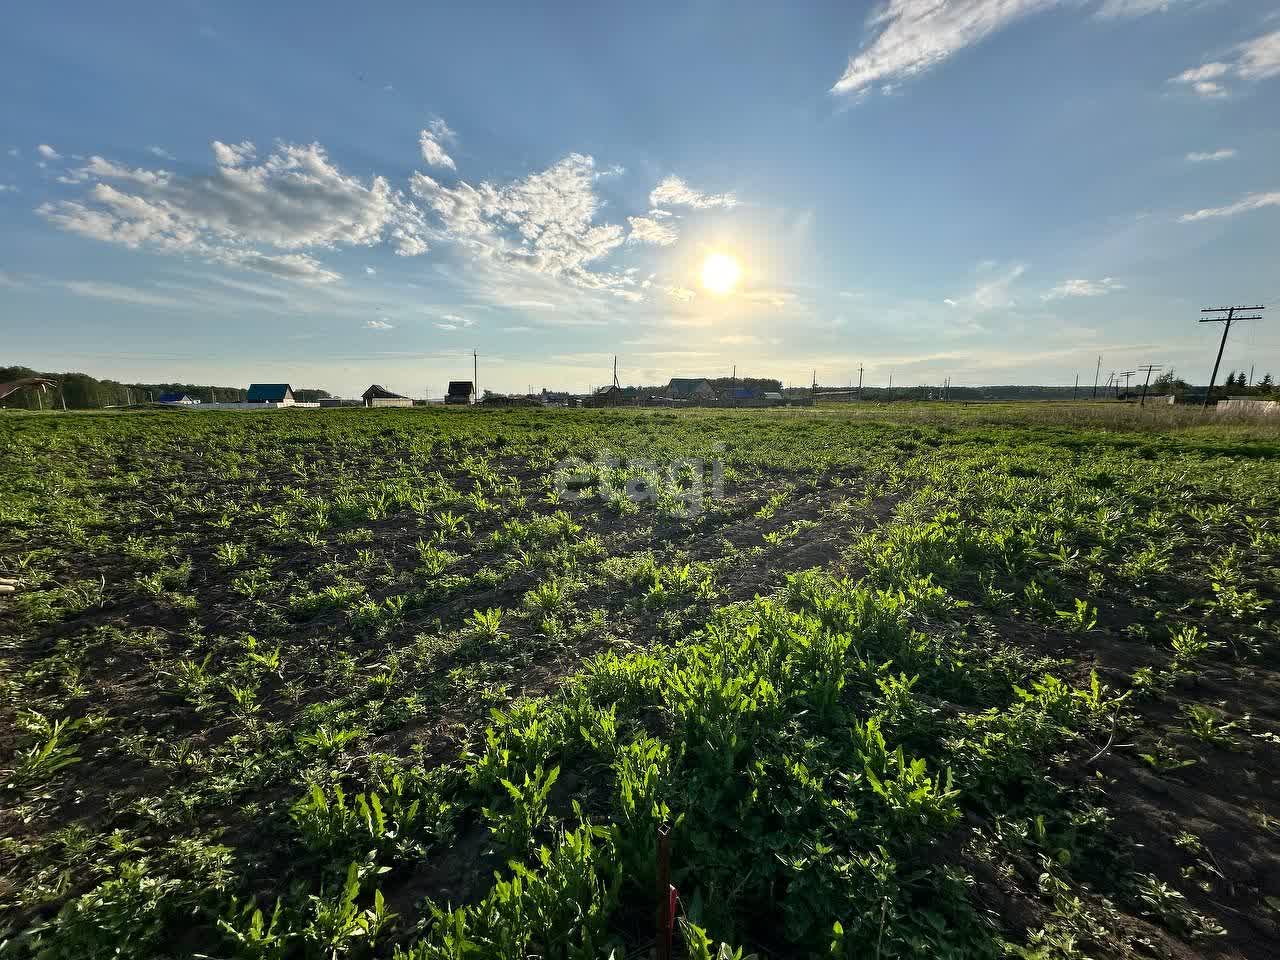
(1073, 373, 1079, 401)
(473, 350, 478, 403)
(1200, 306, 1264, 408)
(613, 355, 620, 389)
(857, 365, 863, 401)
(1118, 371, 1135, 399)
(1137, 364, 1162, 407)
(1092, 355, 1101, 399)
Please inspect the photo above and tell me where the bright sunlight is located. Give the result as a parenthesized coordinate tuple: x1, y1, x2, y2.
(700, 252, 742, 295)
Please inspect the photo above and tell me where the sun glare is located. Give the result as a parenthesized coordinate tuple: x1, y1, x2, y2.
(701, 253, 742, 295)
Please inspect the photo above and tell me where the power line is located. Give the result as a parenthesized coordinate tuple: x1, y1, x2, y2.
(1199, 305, 1264, 408)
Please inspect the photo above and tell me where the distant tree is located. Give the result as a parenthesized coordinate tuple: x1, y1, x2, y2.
(1261, 373, 1275, 393)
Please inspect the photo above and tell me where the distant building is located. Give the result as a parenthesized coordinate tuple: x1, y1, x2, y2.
(666, 378, 715, 401)
(362, 384, 413, 408)
(584, 384, 629, 407)
(540, 389, 572, 406)
(763, 392, 785, 405)
(157, 392, 200, 405)
(246, 383, 295, 405)
(445, 381, 475, 405)
(318, 398, 362, 408)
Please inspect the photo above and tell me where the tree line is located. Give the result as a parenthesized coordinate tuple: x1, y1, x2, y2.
(0, 366, 330, 409)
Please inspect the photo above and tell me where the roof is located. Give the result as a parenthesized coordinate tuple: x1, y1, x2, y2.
(157, 392, 193, 403)
(446, 380, 474, 395)
(362, 384, 408, 400)
(246, 383, 293, 402)
(668, 378, 713, 393)
(763, 392, 784, 400)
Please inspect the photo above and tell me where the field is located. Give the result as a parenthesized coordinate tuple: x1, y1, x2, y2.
(2, 403, 1280, 960)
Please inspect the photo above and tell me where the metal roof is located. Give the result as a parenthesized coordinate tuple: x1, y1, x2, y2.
(362, 384, 408, 400)
(246, 383, 293, 402)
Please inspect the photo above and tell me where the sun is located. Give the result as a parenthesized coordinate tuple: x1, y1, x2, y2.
(701, 253, 742, 296)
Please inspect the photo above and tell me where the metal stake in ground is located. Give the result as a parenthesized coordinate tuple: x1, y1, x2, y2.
(1137, 364, 1162, 407)
(656, 823, 673, 960)
(1200, 306, 1264, 409)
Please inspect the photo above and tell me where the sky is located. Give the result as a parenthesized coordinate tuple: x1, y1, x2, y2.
(2, 0, 1279, 397)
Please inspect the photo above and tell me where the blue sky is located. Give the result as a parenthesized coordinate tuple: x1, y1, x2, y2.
(2, 0, 1278, 396)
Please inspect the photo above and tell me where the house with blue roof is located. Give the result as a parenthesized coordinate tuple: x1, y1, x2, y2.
(246, 383, 295, 405)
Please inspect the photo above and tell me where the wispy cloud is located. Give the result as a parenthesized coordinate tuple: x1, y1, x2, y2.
(649, 175, 737, 210)
(627, 215, 679, 246)
(37, 143, 60, 160)
(365, 318, 394, 330)
(147, 145, 176, 160)
(63, 280, 184, 308)
(1179, 191, 1280, 222)
(1042, 277, 1123, 300)
(1185, 148, 1236, 162)
(831, 0, 1058, 98)
(832, 0, 1193, 98)
(968, 263, 1026, 310)
(38, 139, 428, 283)
(1170, 30, 1280, 98)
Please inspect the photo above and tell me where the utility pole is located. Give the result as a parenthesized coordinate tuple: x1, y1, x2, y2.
(1073, 373, 1079, 401)
(1118, 370, 1135, 399)
(1092, 355, 1101, 399)
(857, 365, 863, 401)
(1137, 364, 1162, 407)
(612, 355, 620, 389)
(812, 369, 817, 402)
(1249, 364, 1255, 387)
(1200, 306, 1264, 408)
(888, 373, 893, 400)
(473, 349, 478, 403)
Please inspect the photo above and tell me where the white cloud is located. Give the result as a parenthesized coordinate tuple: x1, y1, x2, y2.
(38, 139, 429, 282)
(59, 155, 172, 186)
(649, 175, 737, 209)
(147, 145, 176, 161)
(63, 280, 184, 308)
(440, 312, 474, 326)
(211, 140, 256, 166)
(970, 263, 1026, 310)
(365, 318, 394, 330)
(365, 266, 376, 275)
(411, 152, 632, 295)
(627, 215, 679, 246)
(1186, 148, 1236, 162)
(1178, 191, 1280, 222)
(831, 0, 1058, 97)
(435, 322, 459, 331)
(1171, 31, 1280, 97)
(1042, 277, 1124, 300)
(37, 144, 61, 160)
(1238, 30, 1280, 80)
(418, 118, 456, 170)
(502, 325, 532, 332)
(664, 285, 697, 302)
(943, 297, 957, 306)
(0, 184, 17, 193)
(833, 0, 1196, 98)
